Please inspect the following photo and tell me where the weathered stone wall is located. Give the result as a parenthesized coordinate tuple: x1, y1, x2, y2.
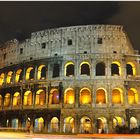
(0, 25, 136, 69)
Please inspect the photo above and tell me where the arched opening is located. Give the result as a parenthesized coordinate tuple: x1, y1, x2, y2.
(63, 117, 74, 133)
(64, 88, 75, 104)
(0, 95, 2, 107)
(26, 67, 34, 81)
(113, 116, 124, 128)
(112, 88, 123, 104)
(38, 65, 47, 80)
(23, 91, 32, 106)
(111, 61, 121, 76)
(80, 116, 92, 133)
(80, 88, 91, 104)
(13, 92, 20, 107)
(6, 71, 13, 84)
(50, 117, 59, 133)
(0, 73, 4, 86)
(65, 62, 74, 77)
(12, 118, 19, 128)
(80, 62, 90, 76)
(97, 117, 108, 133)
(15, 69, 23, 83)
(96, 62, 105, 76)
(130, 117, 138, 130)
(96, 88, 107, 104)
(49, 89, 59, 104)
(4, 93, 10, 107)
(128, 88, 138, 104)
(35, 117, 44, 132)
(35, 89, 45, 105)
(25, 117, 31, 130)
(52, 63, 60, 78)
(126, 62, 136, 76)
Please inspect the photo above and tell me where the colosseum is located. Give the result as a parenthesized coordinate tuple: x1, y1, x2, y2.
(0, 24, 139, 134)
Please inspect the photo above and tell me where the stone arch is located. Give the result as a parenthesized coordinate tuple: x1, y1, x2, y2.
(23, 91, 32, 106)
(111, 61, 121, 76)
(35, 89, 45, 105)
(126, 62, 136, 76)
(24, 117, 31, 130)
(65, 62, 74, 77)
(26, 67, 34, 81)
(80, 88, 91, 104)
(49, 117, 59, 133)
(113, 116, 124, 128)
(49, 89, 59, 104)
(80, 116, 92, 133)
(13, 92, 20, 107)
(97, 117, 108, 133)
(96, 88, 107, 104)
(12, 118, 19, 128)
(0, 73, 4, 86)
(4, 93, 10, 107)
(64, 88, 75, 104)
(34, 117, 44, 132)
(15, 69, 23, 83)
(80, 61, 90, 76)
(38, 65, 47, 80)
(6, 71, 13, 84)
(52, 63, 60, 78)
(96, 62, 105, 76)
(128, 88, 138, 104)
(112, 88, 123, 104)
(63, 116, 74, 133)
(130, 117, 138, 129)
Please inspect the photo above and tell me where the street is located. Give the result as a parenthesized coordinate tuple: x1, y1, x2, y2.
(0, 132, 140, 139)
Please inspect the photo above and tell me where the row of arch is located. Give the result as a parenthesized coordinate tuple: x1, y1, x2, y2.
(8, 116, 138, 133)
(0, 61, 136, 86)
(1, 87, 139, 108)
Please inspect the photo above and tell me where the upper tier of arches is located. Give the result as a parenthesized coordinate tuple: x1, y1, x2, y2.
(0, 60, 136, 86)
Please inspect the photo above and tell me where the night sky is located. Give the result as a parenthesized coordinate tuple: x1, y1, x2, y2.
(0, 1, 140, 51)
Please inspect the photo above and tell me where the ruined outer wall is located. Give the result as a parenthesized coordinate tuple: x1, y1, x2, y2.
(0, 25, 136, 69)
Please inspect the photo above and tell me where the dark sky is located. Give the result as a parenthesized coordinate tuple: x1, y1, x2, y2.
(0, 1, 140, 51)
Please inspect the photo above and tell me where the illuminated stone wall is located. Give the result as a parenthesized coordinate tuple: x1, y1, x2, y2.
(0, 25, 140, 134)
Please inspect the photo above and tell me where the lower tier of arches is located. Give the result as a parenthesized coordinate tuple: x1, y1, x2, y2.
(0, 108, 140, 134)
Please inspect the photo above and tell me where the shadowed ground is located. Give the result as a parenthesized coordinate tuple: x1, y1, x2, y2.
(0, 132, 140, 139)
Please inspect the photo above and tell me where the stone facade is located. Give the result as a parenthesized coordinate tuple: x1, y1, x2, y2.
(0, 25, 140, 134)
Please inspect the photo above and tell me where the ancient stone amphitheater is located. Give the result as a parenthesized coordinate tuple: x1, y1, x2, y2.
(0, 25, 139, 134)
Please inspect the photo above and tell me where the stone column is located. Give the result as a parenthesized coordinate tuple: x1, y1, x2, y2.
(20, 86, 24, 108)
(4, 72, 7, 86)
(107, 82, 112, 107)
(60, 61, 64, 78)
(32, 89, 35, 108)
(12, 71, 16, 84)
(91, 58, 94, 79)
(107, 59, 111, 77)
(2, 95, 4, 110)
(92, 118, 96, 134)
(23, 67, 26, 83)
(10, 93, 13, 109)
(44, 117, 48, 133)
(75, 114, 79, 134)
(108, 117, 113, 134)
(93, 88, 96, 108)
(60, 114, 64, 133)
(30, 117, 35, 133)
(34, 65, 38, 81)
(45, 87, 48, 107)
(75, 87, 79, 108)
(124, 82, 129, 107)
